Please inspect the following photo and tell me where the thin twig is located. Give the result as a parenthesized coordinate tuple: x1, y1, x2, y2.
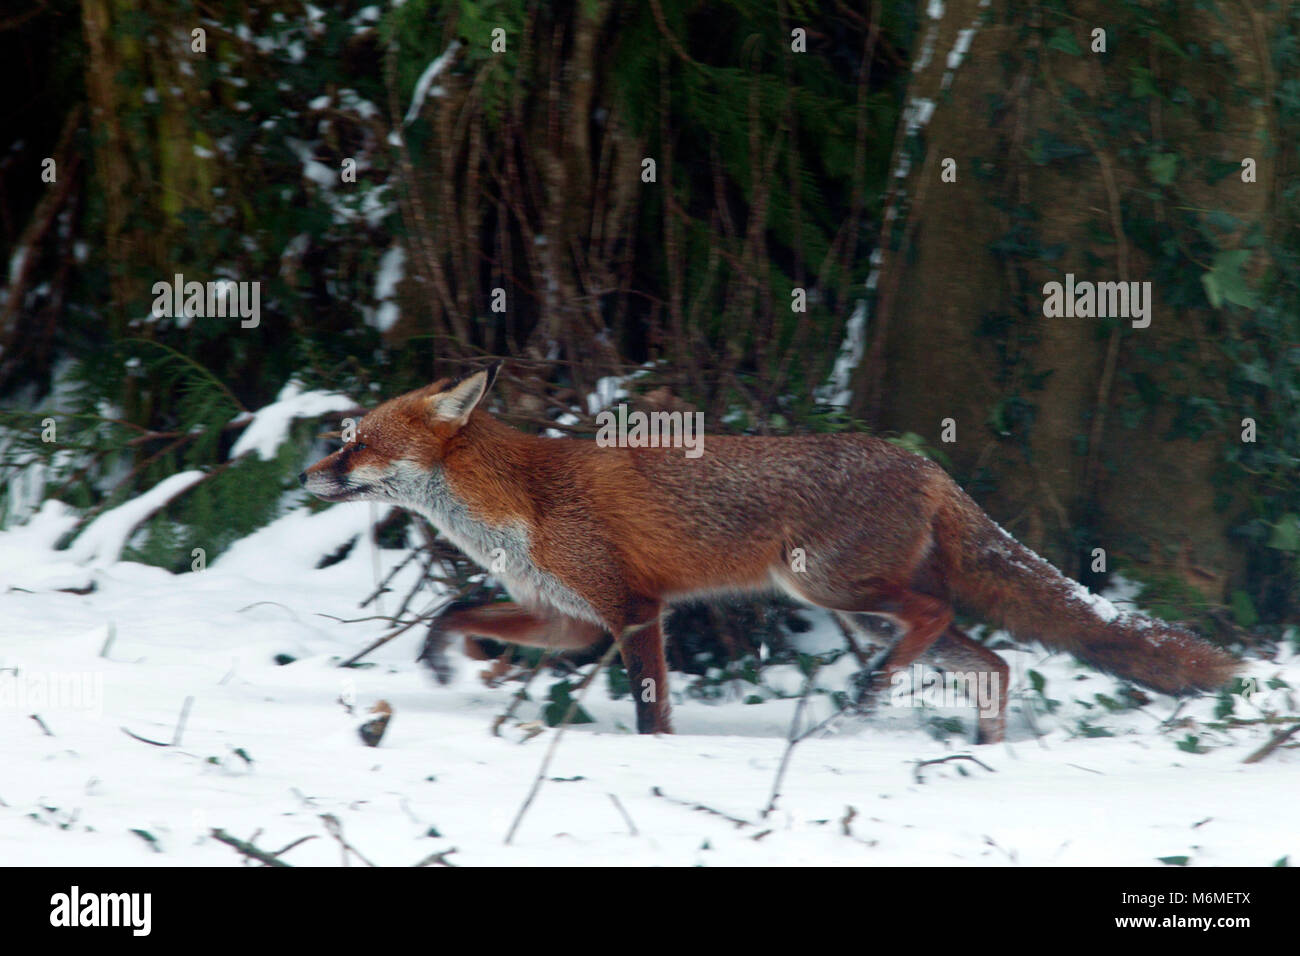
(321, 813, 376, 867)
(269, 835, 319, 860)
(650, 786, 756, 829)
(120, 727, 169, 747)
(337, 594, 459, 668)
(316, 612, 424, 626)
(211, 828, 293, 867)
(762, 660, 823, 819)
(413, 847, 459, 867)
(237, 601, 303, 622)
(503, 629, 638, 845)
(763, 635, 903, 818)
(359, 548, 420, 608)
(99, 621, 116, 658)
(171, 696, 194, 747)
(912, 754, 997, 784)
(608, 793, 638, 836)
(492, 649, 555, 736)
(1066, 763, 1104, 775)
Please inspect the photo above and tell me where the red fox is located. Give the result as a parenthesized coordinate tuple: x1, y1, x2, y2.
(300, 363, 1238, 741)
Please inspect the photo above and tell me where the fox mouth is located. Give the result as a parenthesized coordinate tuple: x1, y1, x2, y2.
(305, 481, 375, 503)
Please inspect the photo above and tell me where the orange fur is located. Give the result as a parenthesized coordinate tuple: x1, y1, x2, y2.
(301, 364, 1238, 740)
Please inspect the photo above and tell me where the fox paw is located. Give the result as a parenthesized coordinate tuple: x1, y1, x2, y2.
(849, 669, 890, 714)
(416, 627, 454, 685)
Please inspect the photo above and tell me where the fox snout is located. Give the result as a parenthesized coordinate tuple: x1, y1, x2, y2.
(300, 453, 370, 502)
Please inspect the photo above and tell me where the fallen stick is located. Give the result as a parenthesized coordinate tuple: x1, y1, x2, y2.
(121, 696, 195, 748)
(211, 828, 292, 867)
(913, 753, 997, 784)
(269, 835, 319, 860)
(412, 847, 459, 867)
(650, 787, 757, 829)
(1242, 722, 1300, 765)
(121, 727, 169, 746)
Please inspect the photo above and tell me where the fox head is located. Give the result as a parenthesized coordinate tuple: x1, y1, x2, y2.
(299, 362, 500, 507)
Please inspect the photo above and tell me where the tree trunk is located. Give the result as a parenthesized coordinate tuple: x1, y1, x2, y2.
(854, 0, 1281, 600)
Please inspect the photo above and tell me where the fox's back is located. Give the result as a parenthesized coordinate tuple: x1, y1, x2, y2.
(521, 430, 951, 598)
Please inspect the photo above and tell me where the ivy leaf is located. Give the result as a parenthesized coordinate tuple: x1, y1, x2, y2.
(1129, 66, 1159, 98)
(1047, 28, 1083, 55)
(1230, 589, 1258, 627)
(1238, 360, 1272, 386)
(1205, 209, 1241, 233)
(1147, 153, 1178, 186)
(1204, 157, 1242, 185)
(1201, 249, 1258, 310)
(543, 680, 594, 727)
(1149, 30, 1189, 59)
(1267, 514, 1300, 552)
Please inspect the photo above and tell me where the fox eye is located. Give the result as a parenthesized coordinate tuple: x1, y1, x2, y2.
(355, 442, 368, 451)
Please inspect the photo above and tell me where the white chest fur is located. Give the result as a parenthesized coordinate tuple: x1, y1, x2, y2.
(405, 467, 602, 624)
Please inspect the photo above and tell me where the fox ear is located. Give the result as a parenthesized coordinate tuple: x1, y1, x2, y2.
(427, 363, 499, 427)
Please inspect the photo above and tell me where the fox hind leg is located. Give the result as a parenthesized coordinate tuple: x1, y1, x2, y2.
(925, 625, 1009, 744)
(832, 612, 1009, 743)
(786, 577, 955, 725)
(788, 577, 953, 679)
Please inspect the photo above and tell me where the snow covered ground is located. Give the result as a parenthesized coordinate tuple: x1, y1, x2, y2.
(1, 497, 1296, 867)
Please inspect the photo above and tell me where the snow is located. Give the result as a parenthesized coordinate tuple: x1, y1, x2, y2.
(822, 1, 990, 404)
(819, 299, 867, 407)
(338, 89, 379, 120)
(7, 246, 25, 287)
(1067, 579, 1122, 623)
(402, 42, 460, 127)
(284, 135, 392, 227)
(1, 487, 1294, 865)
(368, 244, 406, 333)
(287, 138, 336, 189)
(587, 375, 633, 415)
(228, 381, 356, 461)
(947, 27, 976, 71)
(542, 412, 581, 440)
(65, 472, 206, 566)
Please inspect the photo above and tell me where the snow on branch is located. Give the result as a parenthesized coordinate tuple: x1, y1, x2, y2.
(229, 381, 356, 461)
(402, 41, 461, 126)
(67, 471, 206, 565)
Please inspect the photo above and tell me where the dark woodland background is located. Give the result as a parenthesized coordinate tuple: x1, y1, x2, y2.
(2, 0, 1298, 672)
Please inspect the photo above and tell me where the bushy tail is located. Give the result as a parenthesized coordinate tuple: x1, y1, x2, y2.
(938, 497, 1238, 695)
